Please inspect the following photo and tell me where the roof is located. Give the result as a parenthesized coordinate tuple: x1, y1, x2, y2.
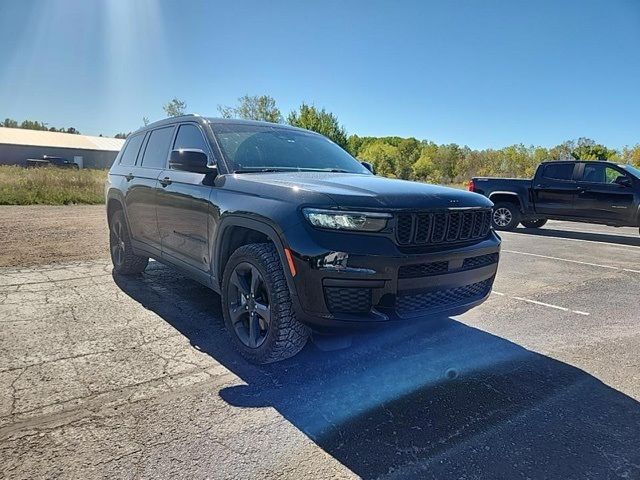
(138, 114, 307, 135)
(0, 127, 125, 152)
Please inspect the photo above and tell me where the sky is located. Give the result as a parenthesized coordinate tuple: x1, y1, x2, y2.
(1, 0, 639, 149)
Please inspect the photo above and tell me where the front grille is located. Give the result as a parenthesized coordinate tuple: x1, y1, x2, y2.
(462, 253, 499, 270)
(398, 261, 449, 279)
(395, 278, 493, 318)
(395, 209, 491, 246)
(324, 287, 372, 314)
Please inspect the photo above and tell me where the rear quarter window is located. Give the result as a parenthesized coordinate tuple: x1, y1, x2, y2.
(119, 134, 145, 166)
(542, 163, 574, 181)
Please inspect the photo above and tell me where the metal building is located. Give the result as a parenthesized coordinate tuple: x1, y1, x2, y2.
(0, 127, 125, 169)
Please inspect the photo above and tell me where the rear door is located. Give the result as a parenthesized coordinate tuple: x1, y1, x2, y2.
(156, 123, 214, 272)
(124, 126, 175, 254)
(574, 163, 636, 223)
(532, 162, 579, 216)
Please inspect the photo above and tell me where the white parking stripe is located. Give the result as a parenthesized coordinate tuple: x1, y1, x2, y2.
(502, 249, 640, 274)
(492, 291, 590, 316)
(503, 250, 619, 270)
(500, 230, 640, 250)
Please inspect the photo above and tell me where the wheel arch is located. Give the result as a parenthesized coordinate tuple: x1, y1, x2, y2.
(214, 216, 294, 293)
(488, 192, 523, 212)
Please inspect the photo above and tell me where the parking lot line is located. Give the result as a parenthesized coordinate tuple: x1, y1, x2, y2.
(503, 250, 619, 270)
(500, 230, 640, 250)
(492, 291, 590, 316)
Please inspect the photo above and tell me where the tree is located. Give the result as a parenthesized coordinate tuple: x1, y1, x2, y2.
(2, 118, 18, 128)
(114, 133, 129, 139)
(163, 98, 187, 117)
(570, 137, 616, 161)
(218, 94, 282, 123)
(287, 103, 348, 150)
(396, 138, 420, 179)
(358, 141, 399, 177)
(412, 150, 438, 182)
(142, 116, 150, 126)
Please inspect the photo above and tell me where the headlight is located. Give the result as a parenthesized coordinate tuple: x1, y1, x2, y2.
(302, 208, 391, 232)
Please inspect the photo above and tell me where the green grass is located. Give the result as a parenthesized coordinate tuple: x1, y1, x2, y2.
(0, 165, 107, 205)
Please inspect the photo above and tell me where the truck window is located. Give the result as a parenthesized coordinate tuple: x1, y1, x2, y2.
(119, 134, 145, 166)
(542, 163, 574, 181)
(140, 127, 175, 169)
(582, 164, 625, 184)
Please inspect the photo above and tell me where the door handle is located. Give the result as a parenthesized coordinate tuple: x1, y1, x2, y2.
(534, 184, 547, 189)
(125, 173, 134, 182)
(159, 176, 172, 187)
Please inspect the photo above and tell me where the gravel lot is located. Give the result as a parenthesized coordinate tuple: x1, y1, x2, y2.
(1, 207, 639, 479)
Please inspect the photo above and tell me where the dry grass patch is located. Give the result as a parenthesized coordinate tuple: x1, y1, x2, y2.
(0, 165, 107, 205)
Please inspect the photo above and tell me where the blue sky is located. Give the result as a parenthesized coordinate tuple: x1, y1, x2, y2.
(1, 0, 639, 149)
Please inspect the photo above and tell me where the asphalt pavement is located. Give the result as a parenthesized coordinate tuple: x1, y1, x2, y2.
(1, 220, 639, 479)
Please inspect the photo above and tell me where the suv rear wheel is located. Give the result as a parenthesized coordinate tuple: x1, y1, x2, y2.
(221, 243, 310, 364)
(491, 202, 521, 231)
(109, 209, 149, 275)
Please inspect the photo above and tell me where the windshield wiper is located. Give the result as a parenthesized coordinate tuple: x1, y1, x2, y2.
(233, 168, 289, 174)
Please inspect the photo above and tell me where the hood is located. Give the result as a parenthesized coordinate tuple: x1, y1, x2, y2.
(224, 172, 492, 210)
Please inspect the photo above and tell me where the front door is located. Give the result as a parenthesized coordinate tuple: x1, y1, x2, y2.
(532, 162, 579, 216)
(574, 163, 636, 223)
(156, 123, 214, 272)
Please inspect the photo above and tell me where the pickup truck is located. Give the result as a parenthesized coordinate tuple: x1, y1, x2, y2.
(469, 160, 640, 233)
(26, 156, 79, 169)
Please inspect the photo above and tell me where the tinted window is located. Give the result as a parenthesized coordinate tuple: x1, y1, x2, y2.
(582, 164, 625, 184)
(119, 134, 144, 166)
(173, 124, 209, 153)
(140, 126, 174, 169)
(543, 163, 574, 181)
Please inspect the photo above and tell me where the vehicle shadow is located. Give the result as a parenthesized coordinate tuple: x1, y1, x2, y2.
(114, 262, 640, 480)
(514, 226, 640, 246)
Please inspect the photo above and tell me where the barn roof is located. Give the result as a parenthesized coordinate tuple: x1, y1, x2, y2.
(0, 127, 125, 152)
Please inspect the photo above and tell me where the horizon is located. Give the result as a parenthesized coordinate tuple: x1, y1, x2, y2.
(1, 0, 639, 150)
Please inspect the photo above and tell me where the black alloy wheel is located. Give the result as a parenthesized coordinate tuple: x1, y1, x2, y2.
(227, 262, 271, 349)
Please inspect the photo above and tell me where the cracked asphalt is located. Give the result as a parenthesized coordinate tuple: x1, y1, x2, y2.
(1, 216, 639, 479)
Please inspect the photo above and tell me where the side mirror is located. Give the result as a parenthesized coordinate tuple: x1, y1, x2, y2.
(361, 161, 375, 174)
(614, 175, 632, 188)
(169, 149, 215, 174)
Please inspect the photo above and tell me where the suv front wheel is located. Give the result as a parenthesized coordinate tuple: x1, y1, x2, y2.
(221, 243, 310, 364)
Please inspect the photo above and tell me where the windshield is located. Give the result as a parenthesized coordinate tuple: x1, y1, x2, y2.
(619, 164, 640, 178)
(210, 123, 370, 174)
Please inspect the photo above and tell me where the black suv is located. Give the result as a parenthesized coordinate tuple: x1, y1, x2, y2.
(106, 115, 500, 363)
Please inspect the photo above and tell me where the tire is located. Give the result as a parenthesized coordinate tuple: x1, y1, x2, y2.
(491, 202, 521, 231)
(109, 209, 149, 275)
(221, 243, 310, 364)
(520, 219, 547, 229)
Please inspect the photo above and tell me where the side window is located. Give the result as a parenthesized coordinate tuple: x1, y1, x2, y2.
(543, 163, 574, 181)
(582, 164, 626, 184)
(119, 134, 144, 166)
(173, 124, 210, 153)
(140, 126, 175, 169)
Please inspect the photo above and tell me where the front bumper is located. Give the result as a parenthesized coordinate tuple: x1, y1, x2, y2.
(284, 224, 501, 331)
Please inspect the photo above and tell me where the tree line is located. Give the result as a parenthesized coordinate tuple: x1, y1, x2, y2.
(5, 95, 640, 181)
(166, 95, 640, 182)
(1, 118, 80, 135)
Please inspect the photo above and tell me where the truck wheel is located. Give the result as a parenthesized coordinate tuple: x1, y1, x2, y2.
(222, 243, 310, 364)
(492, 202, 520, 231)
(109, 209, 149, 275)
(521, 219, 547, 229)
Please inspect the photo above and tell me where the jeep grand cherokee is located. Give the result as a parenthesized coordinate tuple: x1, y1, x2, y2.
(106, 115, 501, 363)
